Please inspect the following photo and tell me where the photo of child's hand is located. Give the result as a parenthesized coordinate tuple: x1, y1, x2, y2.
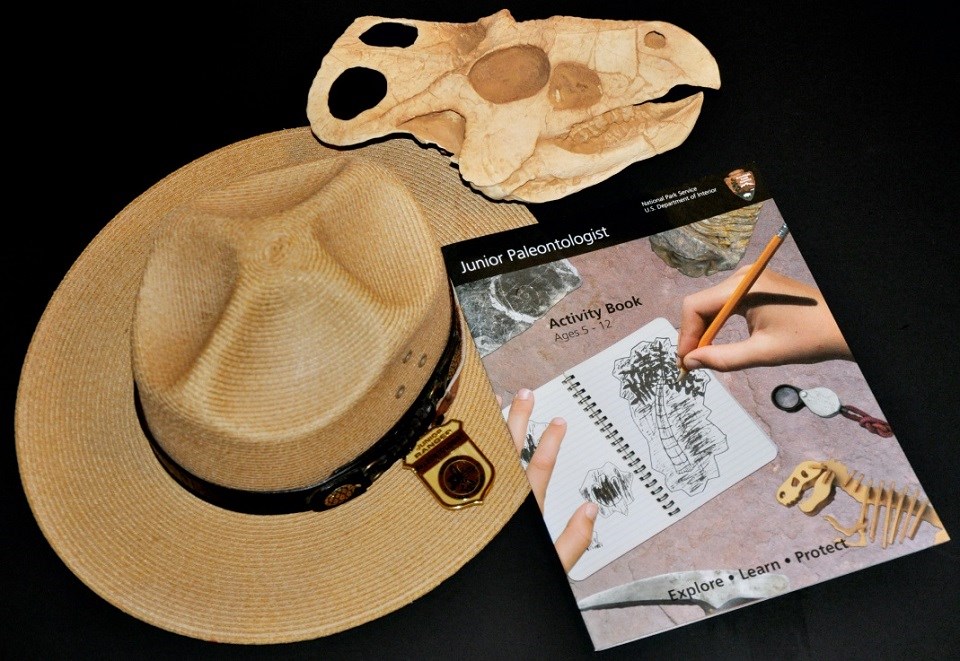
(502, 388, 598, 573)
(678, 267, 853, 373)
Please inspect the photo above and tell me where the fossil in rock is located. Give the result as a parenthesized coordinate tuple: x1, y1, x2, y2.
(650, 203, 763, 277)
(308, 10, 720, 202)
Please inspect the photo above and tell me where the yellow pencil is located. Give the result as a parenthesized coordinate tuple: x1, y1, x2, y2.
(678, 222, 790, 383)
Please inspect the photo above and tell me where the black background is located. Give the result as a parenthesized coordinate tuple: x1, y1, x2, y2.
(6, 2, 959, 659)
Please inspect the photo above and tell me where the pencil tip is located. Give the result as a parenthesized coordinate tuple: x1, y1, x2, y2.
(675, 353, 688, 384)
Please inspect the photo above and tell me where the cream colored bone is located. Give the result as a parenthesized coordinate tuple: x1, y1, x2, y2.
(307, 10, 720, 202)
(776, 459, 949, 547)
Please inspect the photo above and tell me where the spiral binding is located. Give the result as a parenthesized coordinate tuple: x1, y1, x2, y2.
(562, 374, 680, 516)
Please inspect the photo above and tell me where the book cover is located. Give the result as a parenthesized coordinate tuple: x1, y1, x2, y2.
(441, 167, 951, 650)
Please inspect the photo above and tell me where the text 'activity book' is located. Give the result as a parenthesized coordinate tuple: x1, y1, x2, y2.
(441, 168, 950, 650)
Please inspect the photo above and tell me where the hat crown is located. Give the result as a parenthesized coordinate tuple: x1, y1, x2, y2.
(132, 157, 450, 491)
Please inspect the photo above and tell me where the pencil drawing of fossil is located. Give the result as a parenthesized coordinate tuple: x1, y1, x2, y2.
(580, 462, 636, 517)
(612, 337, 727, 496)
(588, 531, 602, 551)
(649, 203, 764, 277)
(519, 418, 551, 470)
(777, 459, 950, 547)
(308, 10, 720, 202)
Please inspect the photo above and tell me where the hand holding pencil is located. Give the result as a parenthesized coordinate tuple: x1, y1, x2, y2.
(676, 225, 853, 376)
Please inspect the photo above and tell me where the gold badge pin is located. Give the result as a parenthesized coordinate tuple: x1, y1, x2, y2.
(403, 419, 494, 509)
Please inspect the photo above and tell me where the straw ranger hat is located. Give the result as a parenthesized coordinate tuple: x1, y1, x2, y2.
(15, 128, 536, 643)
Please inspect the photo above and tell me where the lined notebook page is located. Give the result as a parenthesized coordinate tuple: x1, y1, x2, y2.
(513, 317, 778, 580)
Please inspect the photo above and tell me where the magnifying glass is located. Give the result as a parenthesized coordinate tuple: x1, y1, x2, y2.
(770, 384, 841, 417)
(770, 384, 892, 437)
(771, 384, 805, 412)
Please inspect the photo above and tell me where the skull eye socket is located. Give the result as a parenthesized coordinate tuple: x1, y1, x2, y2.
(328, 67, 388, 120)
(359, 22, 418, 48)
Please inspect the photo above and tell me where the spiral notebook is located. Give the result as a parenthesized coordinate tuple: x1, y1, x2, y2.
(513, 317, 778, 580)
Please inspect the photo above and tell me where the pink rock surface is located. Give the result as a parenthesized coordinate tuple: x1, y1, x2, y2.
(480, 201, 941, 648)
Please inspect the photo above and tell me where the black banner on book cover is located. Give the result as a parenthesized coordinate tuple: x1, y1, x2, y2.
(443, 165, 770, 286)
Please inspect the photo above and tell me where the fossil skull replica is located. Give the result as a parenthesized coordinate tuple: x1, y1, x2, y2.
(307, 10, 721, 202)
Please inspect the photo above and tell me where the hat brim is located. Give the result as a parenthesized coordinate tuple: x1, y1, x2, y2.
(15, 129, 536, 643)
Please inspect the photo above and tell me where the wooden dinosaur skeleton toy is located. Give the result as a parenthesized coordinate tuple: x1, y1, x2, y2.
(776, 459, 949, 547)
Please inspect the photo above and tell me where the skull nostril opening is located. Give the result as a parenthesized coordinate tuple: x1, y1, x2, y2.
(328, 67, 387, 120)
(359, 22, 418, 48)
